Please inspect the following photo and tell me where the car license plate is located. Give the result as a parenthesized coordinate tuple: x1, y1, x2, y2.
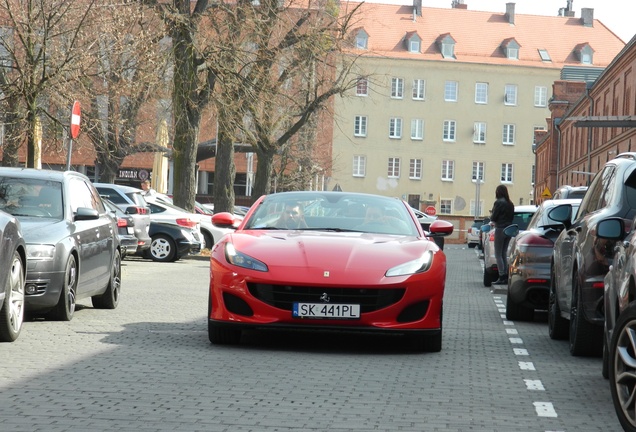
(292, 303, 360, 319)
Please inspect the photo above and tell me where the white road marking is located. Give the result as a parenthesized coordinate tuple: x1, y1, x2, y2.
(534, 402, 558, 418)
(525, 379, 545, 390)
(506, 328, 519, 334)
(514, 348, 529, 355)
(519, 361, 535, 370)
(509, 337, 523, 344)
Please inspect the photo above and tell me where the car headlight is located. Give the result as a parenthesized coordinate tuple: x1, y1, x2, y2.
(385, 251, 434, 277)
(225, 242, 268, 272)
(26, 244, 56, 260)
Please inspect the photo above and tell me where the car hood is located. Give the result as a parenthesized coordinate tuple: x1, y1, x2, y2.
(220, 230, 443, 283)
(18, 217, 69, 244)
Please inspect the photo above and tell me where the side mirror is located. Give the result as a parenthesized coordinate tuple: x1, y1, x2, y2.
(212, 211, 237, 229)
(480, 224, 491, 233)
(597, 218, 625, 240)
(547, 204, 573, 229)
(503, 224, 519, 237)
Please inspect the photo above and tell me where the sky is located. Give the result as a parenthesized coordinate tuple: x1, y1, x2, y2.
(365, 0, 635, 43)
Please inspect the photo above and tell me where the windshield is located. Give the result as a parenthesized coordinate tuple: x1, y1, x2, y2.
(244, 192, 419, 236)
(0, 177, 64, 220)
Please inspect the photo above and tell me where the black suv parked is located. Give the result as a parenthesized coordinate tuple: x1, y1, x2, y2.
(548, 153, 636, 356)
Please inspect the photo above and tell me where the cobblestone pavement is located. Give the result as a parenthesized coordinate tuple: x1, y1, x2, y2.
(0, 246, 622, 431)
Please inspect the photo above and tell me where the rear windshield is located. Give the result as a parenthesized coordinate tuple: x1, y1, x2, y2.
(513, 212, 535, 230)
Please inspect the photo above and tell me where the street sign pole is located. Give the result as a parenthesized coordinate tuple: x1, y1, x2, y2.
(66, 101, 81, 171)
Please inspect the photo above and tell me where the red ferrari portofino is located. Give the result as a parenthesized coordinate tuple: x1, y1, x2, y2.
(208, 191, 453, 352)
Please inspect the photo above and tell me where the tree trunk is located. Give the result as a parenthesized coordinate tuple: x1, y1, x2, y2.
(251, 146, 276, 200)
(213, 124, 235, 213)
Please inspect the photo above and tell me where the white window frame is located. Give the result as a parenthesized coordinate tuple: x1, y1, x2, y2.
(444, 81, 458, 102)
(353, 155, 366, 177)
(501, 163, 513, 183)
(502, 124, 515, 145)
(475, 82, 488, 104)
(534, 86, 547, 107)
(354, 115, 368, 137)
(507, 47, 519, 60)
(356, 33, 368, 50)
(504, 84, 517, 105)
(409, 159, 422, 180)
(440, 199, 452, 214)
(388, 158, 400, 178)
(409, 40, 420, 53)
(443, 120, 456, 142)
(411, 118, 424, 140)
(391, 78, 404, 99)
(473, 122, 486, 144)
(389, 118, 402, 139)
(442, 43, 454, 59)
(356, 77, 368, 96)
(441, 160, 454, 181)
(412, 79, 425, 100)
(472, 161, 484, 182)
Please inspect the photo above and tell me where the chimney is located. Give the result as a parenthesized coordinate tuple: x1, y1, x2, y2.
(413, 0, 421, 17)
(581, 8, 594, 26)
(505, 3, 515, 24)
(451, 0, 465, 8)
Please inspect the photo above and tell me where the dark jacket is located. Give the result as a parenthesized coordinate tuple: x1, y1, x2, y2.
(490, 198, 514, 228)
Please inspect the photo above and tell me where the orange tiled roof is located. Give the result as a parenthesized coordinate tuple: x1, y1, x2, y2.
(341, 3, 625, 68)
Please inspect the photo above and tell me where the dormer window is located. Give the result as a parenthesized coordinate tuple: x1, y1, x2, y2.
(354, 29, 369, 50)
(574, 43, 594, 65)
(501, 38, 520, 60)
(404, 32, 421, 54)
(436, 34, 456, 59)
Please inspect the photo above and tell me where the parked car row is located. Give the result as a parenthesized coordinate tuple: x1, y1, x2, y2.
(474, 154, 636, 431)
(0, 168, 123, 342)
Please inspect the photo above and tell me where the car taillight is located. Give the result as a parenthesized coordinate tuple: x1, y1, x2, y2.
(517, 234, 554, 247)
(127, 206, 148, 215)
(489, 231, 495, 241)
(176, 218, 198, 229)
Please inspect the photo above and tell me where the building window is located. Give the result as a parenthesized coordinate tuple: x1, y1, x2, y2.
(355, 30, 368, 50)
(504, 84, 517, 105)
(475, 82, 488, 104)
(409, 40, 420, 53)
(502, 124, 515, 145)
(473, 122, 486, 143)
(353, 155, 366, 177)
(534, 86, 547, 107)
(354, 115, 367, 137)
(440, 199, 452, 214)
(444, 81, 458, 102)
(411, 119, 424, 140)
(472, 161, 484, 182)
(501, 163, 513, 183)
(389, 118, 402, 139)
(441, 160, 454, 181)
(409, 159, 422, 179)
(437, 34, 456, 59)
(443, 120, 456, 142)
(412, 79, 425, 100)
(507, 47, 519, 60)
(391, 78, 404, 99)
(538, 49, 551, 62)
(356, 77, 368, 96)
(388, 158, 400, 178)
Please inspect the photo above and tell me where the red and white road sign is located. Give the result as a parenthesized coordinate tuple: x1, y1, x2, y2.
(424, 206, 437, 216)
(70, 101, 81, 139)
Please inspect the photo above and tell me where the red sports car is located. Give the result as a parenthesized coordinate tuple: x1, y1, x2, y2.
(208, 191, 453, 352)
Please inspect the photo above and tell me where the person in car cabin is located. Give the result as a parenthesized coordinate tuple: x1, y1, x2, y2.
(489, 185, 515, 285)
(275, 202, 308, 229)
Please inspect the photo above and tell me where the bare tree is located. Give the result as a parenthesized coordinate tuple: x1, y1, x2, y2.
(206, 0, 363, 210)
(0, 0, 101, 167)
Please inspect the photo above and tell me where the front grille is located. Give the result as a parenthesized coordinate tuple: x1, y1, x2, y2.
(248, 283, 405, 313)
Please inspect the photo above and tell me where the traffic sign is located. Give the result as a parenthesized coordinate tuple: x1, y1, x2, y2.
(70, 101, 81, 139)
(541, 187, 552, 199)
(424, 206, 437, 216)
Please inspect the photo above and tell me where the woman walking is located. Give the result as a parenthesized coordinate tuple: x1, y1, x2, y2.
(490, 185, 514, 285)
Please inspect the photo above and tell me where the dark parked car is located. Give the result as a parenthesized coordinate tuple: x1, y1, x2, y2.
(596, 216, 636, 428)
(0, 168, 121, 321)
(503, 199, 581, 321)
(0, 210, 26, 342)
(140, 221, 202, 262)
(548, 153, 636, 356)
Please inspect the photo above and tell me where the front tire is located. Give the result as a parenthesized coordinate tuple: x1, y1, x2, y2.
(50, 254, 78, 321)
(0, 251, 25, 342)
(506, 292, 534, 321)
(202, 231, 214, 250)
(483, 268, 492, 287)
(609, 302, 636, 432)
(208, 322, 242, 345)
(92, 249, 121, 309)
(150, 234, 177, 262)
